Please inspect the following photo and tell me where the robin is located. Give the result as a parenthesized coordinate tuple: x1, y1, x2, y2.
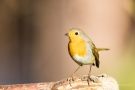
(65, 28, 109, 85)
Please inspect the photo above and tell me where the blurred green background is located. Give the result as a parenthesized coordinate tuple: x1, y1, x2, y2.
(0, 0, 135, 90)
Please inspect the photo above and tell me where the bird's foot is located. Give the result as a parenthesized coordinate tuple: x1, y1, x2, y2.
(87, 75, 99, 86)
(67, 76, 75, 86)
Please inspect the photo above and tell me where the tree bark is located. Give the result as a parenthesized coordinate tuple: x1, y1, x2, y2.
(0, 74, 119, 90)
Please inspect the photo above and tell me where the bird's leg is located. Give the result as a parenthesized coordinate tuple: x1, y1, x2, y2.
(67, 66, 81, 86)
(88, 64, 92, 78)
(87, 64, 92, 86)
(71, 66, 81, 81)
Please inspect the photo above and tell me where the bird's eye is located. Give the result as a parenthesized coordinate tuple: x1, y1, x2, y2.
(75, 32, 78, 35)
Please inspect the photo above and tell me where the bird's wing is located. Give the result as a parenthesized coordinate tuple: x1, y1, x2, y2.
(89, 41, 100, 68)
(92, 47, 100, 68)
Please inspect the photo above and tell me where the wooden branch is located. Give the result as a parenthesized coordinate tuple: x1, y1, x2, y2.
(0, 74, 119, 90)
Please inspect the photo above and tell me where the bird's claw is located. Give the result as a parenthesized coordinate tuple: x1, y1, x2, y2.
(67, 76, 75, 86)
(67, 76, 74, 81)
(87, 75, 99, 85)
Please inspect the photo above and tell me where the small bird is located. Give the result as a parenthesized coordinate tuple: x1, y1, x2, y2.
(65, 28, 109, 85)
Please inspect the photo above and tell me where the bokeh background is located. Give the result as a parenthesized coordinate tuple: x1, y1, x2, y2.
(0, 0, 135, 90)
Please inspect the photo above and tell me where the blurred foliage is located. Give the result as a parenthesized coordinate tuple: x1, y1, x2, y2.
(114, 0, 135, 90)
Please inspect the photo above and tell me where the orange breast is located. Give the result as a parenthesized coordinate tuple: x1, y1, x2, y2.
(68, 40, 87, 57)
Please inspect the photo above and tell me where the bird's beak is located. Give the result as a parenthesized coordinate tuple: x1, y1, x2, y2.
(65, 33, 68, 36)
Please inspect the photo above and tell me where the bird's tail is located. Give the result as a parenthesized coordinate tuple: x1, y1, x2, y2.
(96, 48, 109, 51)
